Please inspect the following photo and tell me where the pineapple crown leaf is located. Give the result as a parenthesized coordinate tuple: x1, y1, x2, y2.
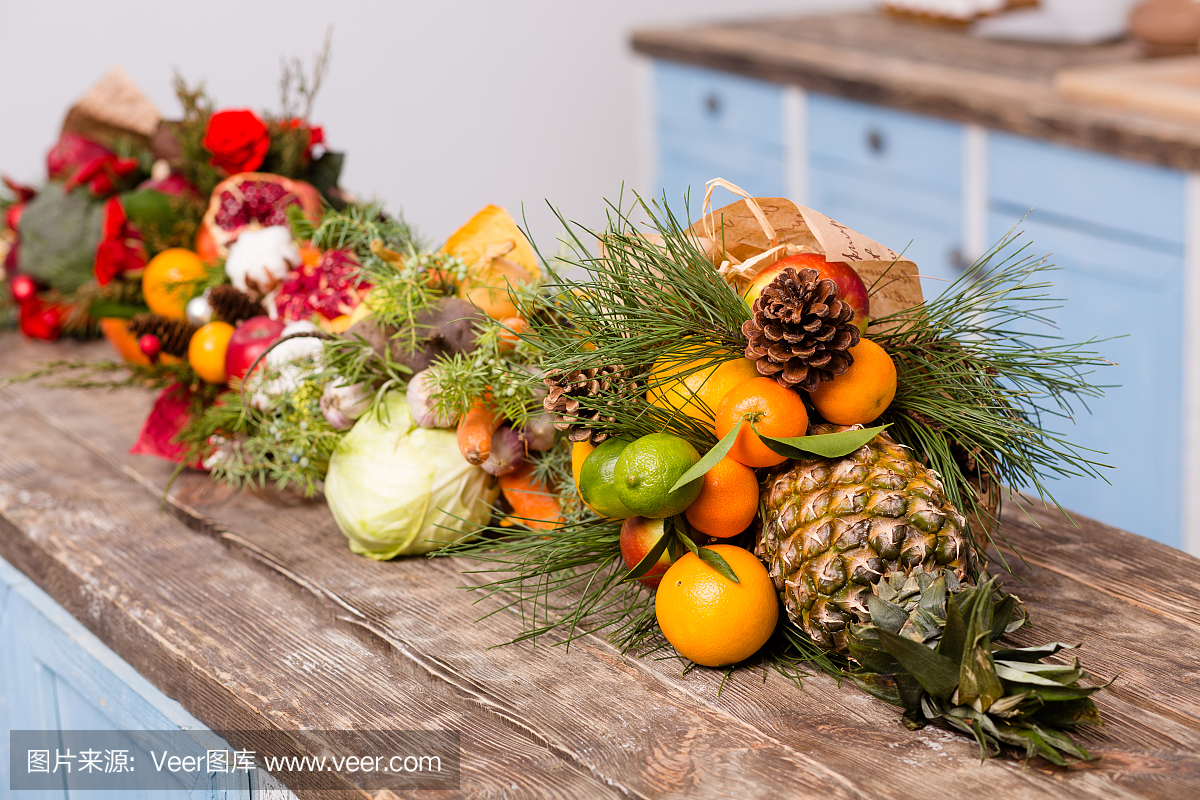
(848, 570, 1103, 765)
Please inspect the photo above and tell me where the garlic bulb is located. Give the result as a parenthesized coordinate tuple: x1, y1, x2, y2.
(224, 226, 300, 295)
(321, 380, 374, 431)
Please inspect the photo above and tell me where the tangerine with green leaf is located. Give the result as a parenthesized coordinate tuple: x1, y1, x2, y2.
(684, 455, 760, 538)
(655, 545, 779, 667)
(715, 377, 809, 468)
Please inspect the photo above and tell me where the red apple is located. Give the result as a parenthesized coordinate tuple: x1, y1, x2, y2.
(744, 253, 870, 333)
(620, 517, 675, 589)
(224, 316, 285, 383)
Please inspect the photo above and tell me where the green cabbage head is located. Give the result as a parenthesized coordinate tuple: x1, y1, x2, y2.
(324, 392, 498, 559)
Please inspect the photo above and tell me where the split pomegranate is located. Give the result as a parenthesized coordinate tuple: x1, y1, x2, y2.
(274, 249, 371, 323)
(200, 172, 321, 258)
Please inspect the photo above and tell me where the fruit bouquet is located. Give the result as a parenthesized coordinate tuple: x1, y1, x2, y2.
(418, 180, 1116, 765)
(6, 134, 1118, 763)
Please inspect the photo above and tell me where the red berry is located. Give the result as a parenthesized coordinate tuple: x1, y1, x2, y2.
(10, 273, 36, 304)
(138, 334, 162, 359)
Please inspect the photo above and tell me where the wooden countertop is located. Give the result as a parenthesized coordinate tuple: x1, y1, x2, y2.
(632, 11, 1200, 171)
(3, 335, 1200, 798)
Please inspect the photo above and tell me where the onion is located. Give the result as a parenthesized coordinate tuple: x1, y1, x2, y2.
(482, 425, 524, 476)
(519, 412, 557, 451)
(408, 367, 457, 429)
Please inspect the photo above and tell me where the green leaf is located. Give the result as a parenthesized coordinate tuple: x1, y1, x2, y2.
(990, 593, 1020, 641)
(847, 625, 902, 674)
(1034, 697, 1102, 729)
(991, 642, 1073, 662)
(959, 643, 1005, 712)
(875, 627, 960, 699)
(620, 525, 672, 583)
(866, 593, 909, 634)
(750, 422, 888, 460)
(938, 594, 967, 664)
(676, 522, 701, 557)
(669, 418, 740, 493)
(88, 299, 150, 319)
(698, 546, 740, 584)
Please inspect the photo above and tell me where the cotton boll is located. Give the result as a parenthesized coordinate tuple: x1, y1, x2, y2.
(224, 226, 301, 294)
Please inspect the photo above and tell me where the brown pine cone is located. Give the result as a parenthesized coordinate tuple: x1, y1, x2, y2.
(209, 284, 265, 325)
(128, 313, 199, 358)
(742, 266, 860, 392)
(543, 365, 635, 444)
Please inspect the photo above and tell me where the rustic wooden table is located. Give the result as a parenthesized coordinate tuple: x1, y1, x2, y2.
(2, 334, 1199, 798)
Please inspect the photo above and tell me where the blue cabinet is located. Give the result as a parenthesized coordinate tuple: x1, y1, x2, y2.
(649, 59, 1192, 550)
(806, 94, 965, 301)
(0, 557, 294, 799)
(986, 134, 1186, 545)
(655, 61, 786, 223)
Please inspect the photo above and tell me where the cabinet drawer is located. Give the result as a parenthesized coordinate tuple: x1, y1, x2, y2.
(988, 212, 1183, 547)
(655, 61, 784, 148)
(808, 94, 963, 194)
(808, 166, 963, 301)
(988, 132, 1186, 250)
(658, 130, 785, 222)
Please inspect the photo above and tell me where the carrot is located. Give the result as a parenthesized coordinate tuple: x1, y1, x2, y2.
(457, 397, 504, 465)
(498, 462, 565, 531)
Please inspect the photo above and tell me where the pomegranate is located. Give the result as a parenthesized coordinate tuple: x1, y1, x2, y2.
(200, 172, 321, 258)
(274, 249, 370, 323)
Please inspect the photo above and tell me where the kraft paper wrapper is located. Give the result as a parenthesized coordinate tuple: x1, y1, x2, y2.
(61, 66, 161, 150)
(690, 183, 925, 324)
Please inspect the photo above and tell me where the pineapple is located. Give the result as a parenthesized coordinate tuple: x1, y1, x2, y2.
(756, 425, 972, 654)
(757, 425, 1105, 764)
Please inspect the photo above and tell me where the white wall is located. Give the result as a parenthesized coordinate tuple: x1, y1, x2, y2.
(0, 0, 867, 250)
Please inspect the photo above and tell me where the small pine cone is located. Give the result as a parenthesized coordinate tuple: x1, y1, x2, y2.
(209, 284, 265, 325)
(543, 365, 636, 444)
(128, 313, 199, 358)
(742, 266, 861, 392)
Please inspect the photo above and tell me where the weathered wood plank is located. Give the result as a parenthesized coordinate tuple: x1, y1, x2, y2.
(3, 336, 1199, 798)
(630, 12, 1200, 172)
(0, 391, 625, 798)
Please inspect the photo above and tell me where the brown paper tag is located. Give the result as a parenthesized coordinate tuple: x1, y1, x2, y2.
(61, 67, 161, 149)
(690, 182, 924, 323)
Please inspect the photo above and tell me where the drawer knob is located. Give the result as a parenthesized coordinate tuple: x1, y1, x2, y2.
(867, 128, 886, 155)
(704, 93, 722, 116)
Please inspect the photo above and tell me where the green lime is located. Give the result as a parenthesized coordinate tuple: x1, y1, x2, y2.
(613, 433, 703, 518)
(578, 437, 637, 519)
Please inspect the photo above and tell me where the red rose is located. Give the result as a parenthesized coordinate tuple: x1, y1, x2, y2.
(203, 109, 270, 175)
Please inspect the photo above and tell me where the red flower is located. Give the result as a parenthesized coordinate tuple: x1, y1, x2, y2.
(129, 384, 208, 468)
(18, 297, 66, 341)
(203, 109, 270, 175)
(93, 197, 146, 285)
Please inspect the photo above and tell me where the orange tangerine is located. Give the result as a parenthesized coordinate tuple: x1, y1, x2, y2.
(809, 338, 897, 425)
(142, 248, 207, 320)
(655, 545, 779, 667)
(188, 321, 235, 384)
(684, 456, 759, 538)
(715, 377, 808, 468)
